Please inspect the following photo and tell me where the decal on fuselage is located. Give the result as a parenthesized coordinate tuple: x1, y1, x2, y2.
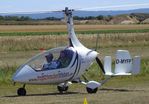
(29, 72, 73, 82)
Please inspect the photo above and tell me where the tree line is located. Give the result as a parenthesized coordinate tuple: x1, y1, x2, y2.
(0, 15, 113, 21)
(73, 15, 112, 21)
(0, 16, 32, 21)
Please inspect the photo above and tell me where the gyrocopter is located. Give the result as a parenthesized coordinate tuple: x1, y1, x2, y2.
(12, 7, 141, 96)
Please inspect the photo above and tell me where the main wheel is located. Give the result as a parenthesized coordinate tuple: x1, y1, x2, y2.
(17, 88, 26, 96)
(57, 86, 68, 93)
(86, 87, 98, 94)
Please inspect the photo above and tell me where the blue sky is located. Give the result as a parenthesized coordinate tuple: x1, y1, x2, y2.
(0, 0, 149, 13)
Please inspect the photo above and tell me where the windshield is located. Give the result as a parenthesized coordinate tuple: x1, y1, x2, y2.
(25, 47, 75, 71)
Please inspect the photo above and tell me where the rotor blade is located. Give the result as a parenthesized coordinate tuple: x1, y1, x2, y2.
(1, 7, 73, 14)
(0, 10, 63, 14)
(76, 3, 149, 11)
(96, 57, 105, 74)
(2, 3, 149, 14)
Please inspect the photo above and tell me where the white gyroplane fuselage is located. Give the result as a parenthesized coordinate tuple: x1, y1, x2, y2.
(12, 7, 140, 96)
(13, 46, 97, 84)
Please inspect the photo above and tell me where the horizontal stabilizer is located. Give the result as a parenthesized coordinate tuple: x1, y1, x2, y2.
(104, 50, 141, 76)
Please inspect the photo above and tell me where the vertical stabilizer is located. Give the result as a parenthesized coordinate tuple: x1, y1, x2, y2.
(103, 50, 140, 76)
(115, 50, 132, 74)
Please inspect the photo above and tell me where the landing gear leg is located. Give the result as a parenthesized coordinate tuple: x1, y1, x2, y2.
(17, 84, 26, 96)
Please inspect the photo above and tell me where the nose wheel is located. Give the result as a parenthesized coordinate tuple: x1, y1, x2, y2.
(17, 84, 26, 96)
(57, 85, 69, 93)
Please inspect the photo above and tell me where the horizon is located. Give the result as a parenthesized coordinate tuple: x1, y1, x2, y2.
(0, 7, 149, 15)
(0, 0, 149, 14)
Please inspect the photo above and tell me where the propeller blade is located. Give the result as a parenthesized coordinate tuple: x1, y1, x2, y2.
(96, 57, 105, 74)
(95, 34, 99, 51)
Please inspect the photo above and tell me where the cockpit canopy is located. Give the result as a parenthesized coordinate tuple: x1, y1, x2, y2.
(23, 47, 75, 71)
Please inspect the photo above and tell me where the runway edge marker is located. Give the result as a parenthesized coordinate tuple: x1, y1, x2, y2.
(83, 97, 88, 104)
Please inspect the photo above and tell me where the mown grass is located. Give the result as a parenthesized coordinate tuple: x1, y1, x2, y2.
(0, 29, 149, 36)
(1, 24, 149, 32)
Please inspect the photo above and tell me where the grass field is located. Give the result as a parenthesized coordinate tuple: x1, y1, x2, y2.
(0, 59, 149, 104)
(0, 24, 149, 32)
(0, 33, 149, 51)
(0, 79, 149, 104)
(0, 72, 149, 104)
(0, 24, 149, 104)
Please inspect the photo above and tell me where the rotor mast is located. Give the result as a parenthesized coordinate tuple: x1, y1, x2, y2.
(63, 7, 74, 35)
(63, 7, 85, 48)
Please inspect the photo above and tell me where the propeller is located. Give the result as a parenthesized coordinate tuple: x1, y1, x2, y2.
(96, 57, 105, 74)
(95, 34, 99, 51)
(94, 31, 104, 74)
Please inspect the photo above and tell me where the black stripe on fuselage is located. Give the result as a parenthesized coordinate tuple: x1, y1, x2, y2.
(69, 38, 73, 47)
(86, 50, 94, 56)
(75, 57, 81, 76)
(71, 53, 78, 68)
(68, 52, 80, 81)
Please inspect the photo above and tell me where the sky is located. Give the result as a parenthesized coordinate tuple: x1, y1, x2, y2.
(0, 0, 149, 13)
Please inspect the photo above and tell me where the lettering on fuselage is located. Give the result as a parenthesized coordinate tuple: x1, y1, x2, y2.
(29, 72, 73, 82)
(116, 59, 132, 64)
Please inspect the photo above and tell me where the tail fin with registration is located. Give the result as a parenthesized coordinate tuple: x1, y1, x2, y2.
(104, 50, 140, 76)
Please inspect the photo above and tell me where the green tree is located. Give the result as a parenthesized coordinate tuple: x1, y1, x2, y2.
(96, 15, 104, 20)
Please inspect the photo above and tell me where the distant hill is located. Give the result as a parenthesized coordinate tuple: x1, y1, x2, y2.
(130, 13, 149, 21)
(142, 18, 149, 24)
(1, 8, 149, 19)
